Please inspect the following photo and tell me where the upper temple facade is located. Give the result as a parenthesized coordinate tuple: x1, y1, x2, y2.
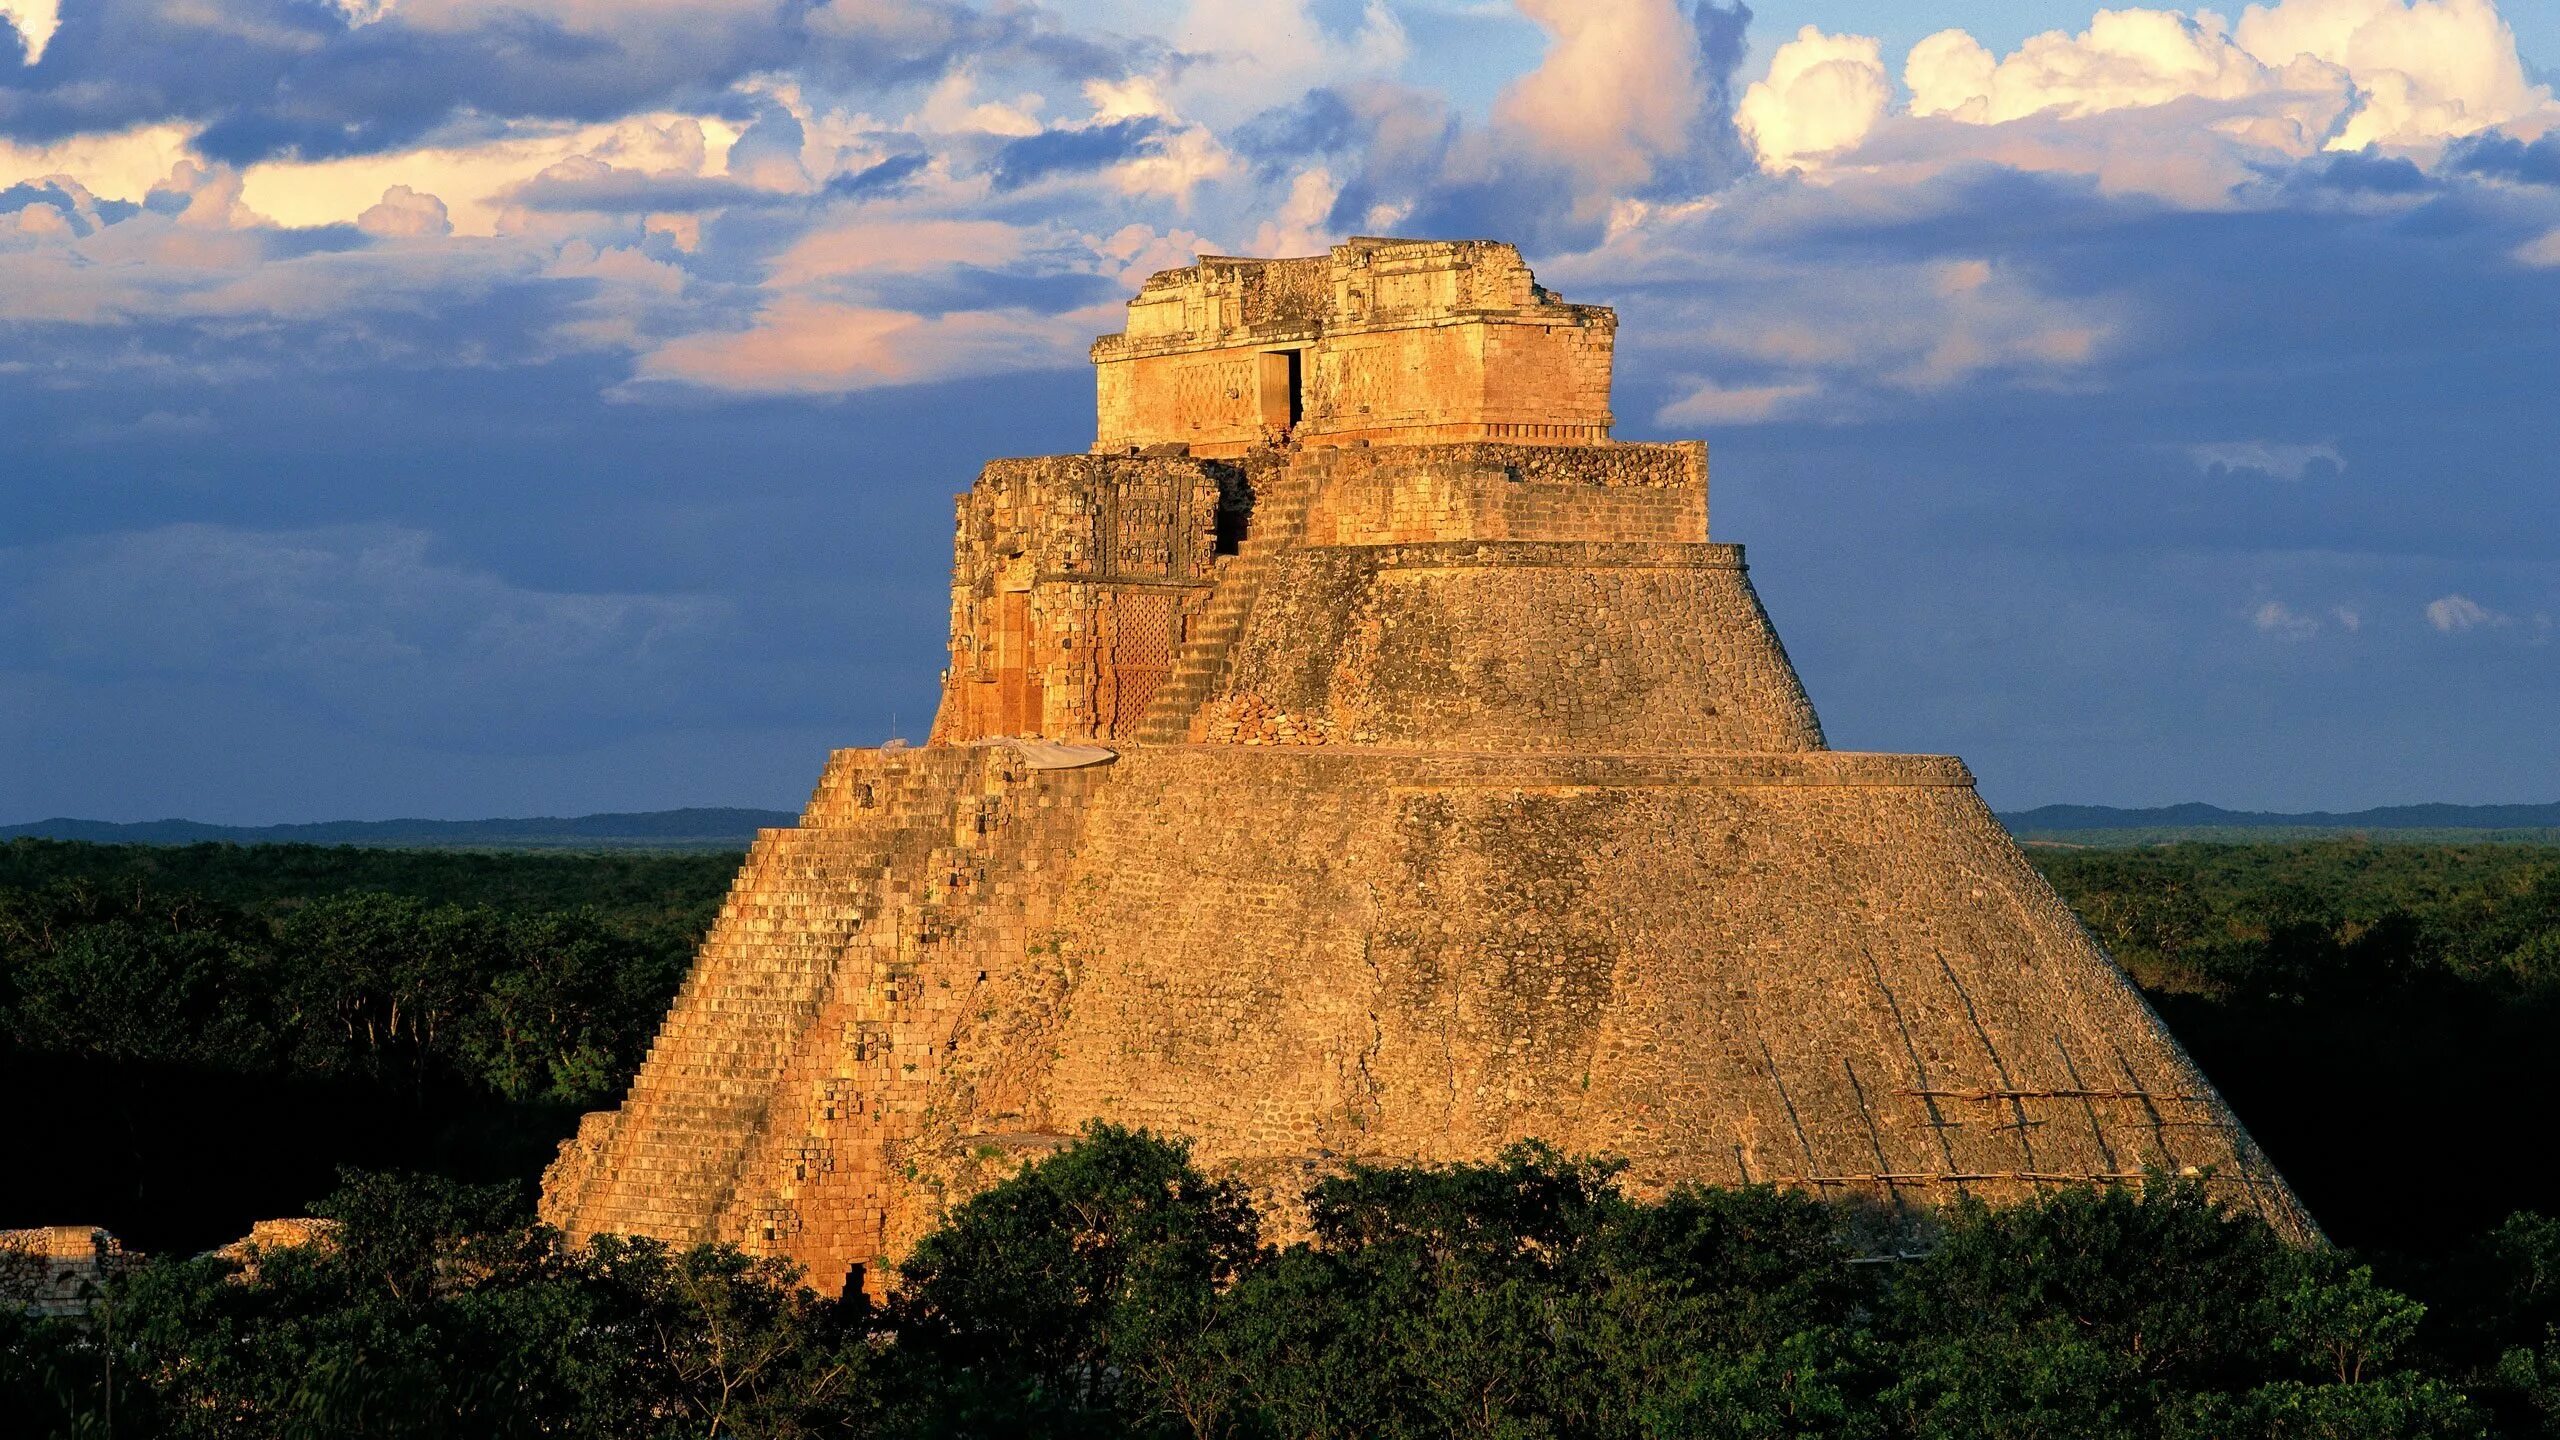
(1092, 238, 1615, 456)
(934, 239, 1680, 748)
(544, 237, 2311, 1299)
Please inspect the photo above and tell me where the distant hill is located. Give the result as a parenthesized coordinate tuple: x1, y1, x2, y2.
(1999, 801, 2560, 847)
(2002, 801, 2560, 831)
(19, 800, 2560, 853)
(0, 807, 797, 851)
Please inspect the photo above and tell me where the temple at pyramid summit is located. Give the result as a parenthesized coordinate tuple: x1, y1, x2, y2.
(541, 237, 2311, 1295)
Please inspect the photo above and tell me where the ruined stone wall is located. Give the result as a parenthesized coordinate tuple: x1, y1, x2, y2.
(1121, 254, 1331, 340)
(1, 1226, 128, 1319)
(700, 747, 1108, 1292)
(1478, 312, 1615, 436)
(1096, 320, 1615, 457)
(543, 749, 980, 1246)
(1092, 239, 1615, 456)
(1297, 316, 1613, 450)
(1298, 440, 1705, 546)
(1196, 541, 1825, 753)
(1095, 254, 1329, 457)
(1095, 349, 1291, 458)
(931, 454, 1250, 744)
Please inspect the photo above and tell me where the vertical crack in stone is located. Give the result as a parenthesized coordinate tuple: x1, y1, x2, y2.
(1936, 951, 2043, 1182)
(1355, 878, 1387, 1126)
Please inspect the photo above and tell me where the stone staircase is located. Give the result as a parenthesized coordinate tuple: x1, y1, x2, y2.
(553, 749, 977, 1242)
(712, 753, 1113, 1283)
(1132, 462, 1313, 744)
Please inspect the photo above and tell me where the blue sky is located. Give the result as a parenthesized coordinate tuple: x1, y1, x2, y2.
(2, 0, 2557, 822)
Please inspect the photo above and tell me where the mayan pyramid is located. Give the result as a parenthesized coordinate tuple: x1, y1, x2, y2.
(542, 237, 2310, 1295)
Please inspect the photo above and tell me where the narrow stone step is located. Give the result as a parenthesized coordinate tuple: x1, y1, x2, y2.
(1131, 468, 1314, 744)
(564, 756, 993, 1236)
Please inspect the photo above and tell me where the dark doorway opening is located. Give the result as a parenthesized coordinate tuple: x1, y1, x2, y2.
(1214, 461, 1251, 555)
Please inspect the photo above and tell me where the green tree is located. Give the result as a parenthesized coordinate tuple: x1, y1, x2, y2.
(0, 881, 276, 1067)
(456, 910, 684, 1106)
(274, 894, 487, 1083)
(58, 1170, 877, 1439)
(1881, 1181, 2480, 1440)
(887, 1123, 1260, 1437)
(1207, 1145, 1874, 1440)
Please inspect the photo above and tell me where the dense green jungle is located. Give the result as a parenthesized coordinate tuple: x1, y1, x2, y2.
(8, 834, 2560, 1437)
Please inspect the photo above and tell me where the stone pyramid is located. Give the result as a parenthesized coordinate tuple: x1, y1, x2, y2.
(542, 238, 2310, 1296)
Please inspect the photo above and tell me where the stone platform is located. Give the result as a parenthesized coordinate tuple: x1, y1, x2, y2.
(544, 740, 2307, 1296)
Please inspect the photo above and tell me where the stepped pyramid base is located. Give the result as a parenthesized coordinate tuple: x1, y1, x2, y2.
(544, 240, 2310, 1295)
(546, 741, 2309, 1297)
(939, 748, 2304, 1245)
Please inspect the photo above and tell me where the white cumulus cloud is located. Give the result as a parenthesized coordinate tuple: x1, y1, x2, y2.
(1496, 0, 1716, 191)
(357, 184, 452, 238)
(1737, 26, 1892, 172)
(1895, 0, 2554, 160)
(2235, 0, 2553, 148)
(1906, 11, 2302, 125)
(2426, 593, 2506, 631)
(1247, 167, 1340, 257)
(2252, 598, 2323, 637)
(0, 0, 57, 64)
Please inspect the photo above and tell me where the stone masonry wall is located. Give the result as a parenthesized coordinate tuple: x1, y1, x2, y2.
(1095, 349, 1277, 457)
(1299, 317, 1612, 451)
(932, 454, 1253, 744)
(882, 747, 2310, 1247)
(1092, 239, 1615, 456)
(543, 748, 993, 1246)
(551, 739, 2315, 1293)
(1298, 440, 1706, 546)
(543, 744, 1111, 1294)
(1197, 541, 1826, 752)
(701, 747, 1108, 1293)
(1, 1226, 128, 1319)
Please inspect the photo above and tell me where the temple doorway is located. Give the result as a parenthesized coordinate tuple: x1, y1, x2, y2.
(1256, 349, 1303, 433)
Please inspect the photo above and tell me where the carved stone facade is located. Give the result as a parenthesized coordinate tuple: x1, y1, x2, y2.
(544, 240, 2310, 1298)
(1092, 238, 1615, 457)
(927, 453, 1262, 744)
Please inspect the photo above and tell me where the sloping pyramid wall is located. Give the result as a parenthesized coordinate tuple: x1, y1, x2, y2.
(544, 439, 2312, 1296)
(543, 745, 1110, 1291)
(984, 750, 2304, 1232)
